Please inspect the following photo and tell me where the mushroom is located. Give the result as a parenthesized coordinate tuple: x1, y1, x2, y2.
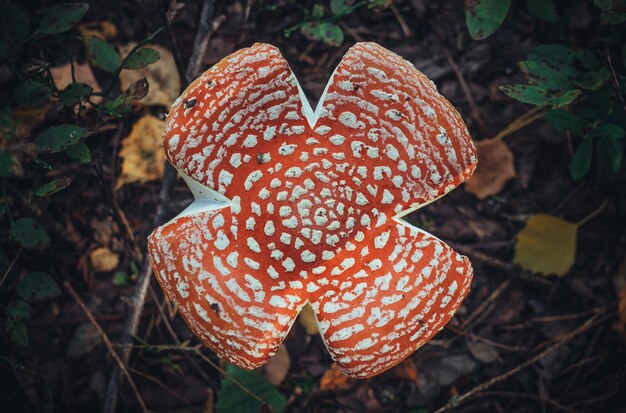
(148, 43, 477, 378)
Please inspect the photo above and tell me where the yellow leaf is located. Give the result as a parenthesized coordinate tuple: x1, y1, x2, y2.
(298, 303, 319, 335)
(89, 247, 119, 272)
(513, 214, 577, 276)
(118, 43, 180, 107)
(116, 115, 165, 189)
(464, 138, 516, 199)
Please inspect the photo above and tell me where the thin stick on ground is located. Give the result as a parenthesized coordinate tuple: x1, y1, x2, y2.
(433, 309, 609, 413)
(101, 1, 215, 412)
(64, 281, 148, 413)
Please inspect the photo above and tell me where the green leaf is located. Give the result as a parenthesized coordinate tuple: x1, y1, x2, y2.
(35, 177, 74, 197)
(500, 84, 551, 105)
(544, 109, 583, 135)
(570, 138, 593, 180)
(17, 272, 61, 301)
(216, 365, 286, 413)
(600, 11, 626, 24)
(36, 124, 88, 153)
(0, 3, 30, 59)
(550, 89, 581, 108)
(11, 217, 50, 250)
(14, 80, 51, 107)
(5, 318, 28, 346)
(121, 47, 160, 70)
(588, 123, 625, 140)
(330, 0, 353, 15)
(112, 271, 131, 286)
(527, 44, 578, 77)
(5, 300, 31, 320)
(300, 22, 344, 47)
(573, 68, 611, 90)
(519, 60, 569, 90)
(38, 3, 89, 34)
(528, 0, 558, 22)
(312, 4, 324, 19)
(59, 82, 93, 107)
(598, 136, 623, 172)
(104, 77, 149, 115)
(594, 0, 614, 11)
(465, 0, 511, 40)
(65, 142, 91, 163)
(0, 151, 12, 177)
(87, 36, 120, 73)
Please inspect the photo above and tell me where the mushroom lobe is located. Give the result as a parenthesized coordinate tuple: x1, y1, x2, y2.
(149, 42, 477, 378)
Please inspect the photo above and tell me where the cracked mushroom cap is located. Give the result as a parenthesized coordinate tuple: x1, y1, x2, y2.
(148, 42, 477, 378)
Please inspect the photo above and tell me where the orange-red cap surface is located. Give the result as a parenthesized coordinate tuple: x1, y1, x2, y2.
(148, 42, 477, 378)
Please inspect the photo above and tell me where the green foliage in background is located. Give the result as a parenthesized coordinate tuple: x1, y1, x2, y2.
(0, 1, 163, 347)
(465, 0, 626, 180)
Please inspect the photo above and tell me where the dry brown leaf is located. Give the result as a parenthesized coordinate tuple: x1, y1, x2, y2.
(12, 104, 53, 138)
(391, 358, 419, 383)
(50, 62, 102, 104)
(119, 43, 180, 107)
(320, 364, 351, 391)
(89, 247, 119, 272)
(78, 20, 118, 40)
(464, 138, 516, 199)
(298, 303, 319, 335)
(259, 344, 290, 385)
(116, 115, 165, 189)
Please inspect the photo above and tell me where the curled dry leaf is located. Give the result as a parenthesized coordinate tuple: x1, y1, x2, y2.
(119, 43, 180, 107)
(259, 344, 290, 385)
(514, 214, 577, 276)
(464, 138, 516, 199)
(89, 247, 119, 272)
(391, 358, 419, 383)
(320, 364, 351, 391)
(115, 115, 165, 189)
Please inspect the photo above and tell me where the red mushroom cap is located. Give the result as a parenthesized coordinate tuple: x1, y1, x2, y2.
(149, 42, 477, 378)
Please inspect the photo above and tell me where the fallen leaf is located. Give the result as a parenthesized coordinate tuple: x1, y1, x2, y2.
(115, 115, 165, 189)
(467, 340, 499, 363)
(297, 303, 319, 335)
(319, 364, 351, 391)
(259, 344, 290, 385)
(391, 358, 419, 383)
(78, 20, 118, 40)
(12, 104, 53, 138)
(464, 138, 516, 199)
(119, 43, 180, 107)
(513, 214, 577, 276)
(50, 61, 102, 104)
(89, 247, 119, 272)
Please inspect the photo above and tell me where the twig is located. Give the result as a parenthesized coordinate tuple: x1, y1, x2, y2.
(606, 45, 626, 115)
(576, 199, 607, 227)
(101, 1, 216, 411)
(186, 0, 216, 81)
(490, 106, 544, 141)
(65, 281, 148, 413)
(433, 310, 608, 413)
(473, 391, 577, 413)
(390, 3, 411, 37)
(444, 50, 488, 133)
(0, 247, 22, 289)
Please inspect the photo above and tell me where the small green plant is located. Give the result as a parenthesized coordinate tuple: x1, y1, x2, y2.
(0, 1, 162, 345)
(285, 0, 389, 46)
(465, 0, 626, 180)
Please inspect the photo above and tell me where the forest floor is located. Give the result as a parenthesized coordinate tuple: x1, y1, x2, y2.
(2, 1, 626, 413)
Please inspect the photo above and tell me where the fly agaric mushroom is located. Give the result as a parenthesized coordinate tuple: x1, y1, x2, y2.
(148, 42, 477, 378)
